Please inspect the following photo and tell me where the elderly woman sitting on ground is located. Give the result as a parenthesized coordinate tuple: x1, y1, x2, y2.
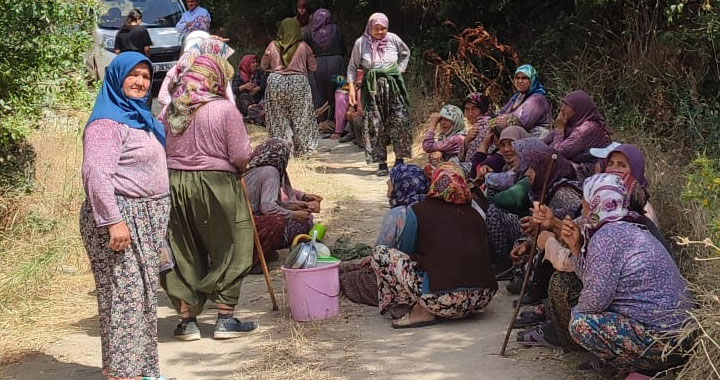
(371, 163, 497, 328)
(243, 138, 323, 272)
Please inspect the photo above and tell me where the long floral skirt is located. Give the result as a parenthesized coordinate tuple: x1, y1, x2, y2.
(79, 195, 170, 378)
(370, 246, 496, 318)
(485, 204, 521, 269)
(569, 311, 667, 370)
(362, 77, 412, 164)
(265, 73, 319, 157)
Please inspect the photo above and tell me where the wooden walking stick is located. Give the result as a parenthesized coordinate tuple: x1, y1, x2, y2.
(500, 154, 557, 356)
(241, 178, 279, 311)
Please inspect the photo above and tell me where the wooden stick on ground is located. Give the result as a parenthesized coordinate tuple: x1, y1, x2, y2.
(500, 153, 558, 356)
(241, 178, 279, 311)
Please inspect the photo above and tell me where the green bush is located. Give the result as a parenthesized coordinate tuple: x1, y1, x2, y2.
(0, 0, 98, 191)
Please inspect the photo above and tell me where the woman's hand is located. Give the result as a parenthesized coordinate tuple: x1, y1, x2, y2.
(520, 216, 536, 235)
(348, 83, 357, 106)
(478, 128, 494, 153)
(477, 165, 493, 177)
(304, 194, 323, 202)
(537, 230, 555, 250)
(359, 256, 372, 266)
(494, 114, 509, 129)
(427, 112, 441, 132)
(465, 125, 479, 145)
(108, 221, 131, 251)
(531, 203, 557, 230)
(292, 210, 311, 223)
(560, 216, 582, 255)
(510, 241, 529, 263)
(555, 110, 568, 131)
(306, 200, 321, 213)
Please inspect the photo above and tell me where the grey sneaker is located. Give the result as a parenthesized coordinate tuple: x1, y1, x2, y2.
(173, 321, 201, 341)
(213, 317, 259, 339)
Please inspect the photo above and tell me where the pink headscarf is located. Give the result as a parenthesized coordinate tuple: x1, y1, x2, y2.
(363, 13, 389, 64)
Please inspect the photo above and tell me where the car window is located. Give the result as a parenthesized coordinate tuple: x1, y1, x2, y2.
(99, 0, 184, 29)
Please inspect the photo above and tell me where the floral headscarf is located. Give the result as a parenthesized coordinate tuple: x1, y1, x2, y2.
(438, 104, 466, 139)
(363, 13, 390, 64)
(247, 138, 294, 199)
(176, 37, 235, 78)
(166, 54, 234, 135)
(582, 173, 629, 230)
(389, 164, 430, 207)
(508, 64, 547, 112)
(512, 138, 575, 198)
(463, 92, 491, 114)
(428, 163, 471, 204)
(275, 18, 303, 67)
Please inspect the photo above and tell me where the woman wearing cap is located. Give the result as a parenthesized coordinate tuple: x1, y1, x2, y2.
(544, 90, 612, 181)
(347, 12, 412, 176)
(490, 64, 552, 138)
(422, 104, 466, 176)
(371, 163, 497, 328)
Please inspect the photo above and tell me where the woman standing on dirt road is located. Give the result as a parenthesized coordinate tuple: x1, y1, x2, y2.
(347, 12, 412, 176)
(80, 52, 173, 380)
(262, 17, 319, 157)
(160, 54, 259, 341)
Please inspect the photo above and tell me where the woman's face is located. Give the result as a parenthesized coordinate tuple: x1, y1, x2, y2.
(606, 152, 631, 175)
(186, 0, 198, 11)
(559, 103, 575, 121)
(386, 179, 393, 199)
(438, 118, 453, 134)
(464, 103, 482, 124)
(131, 17, 142, 26)
(122, 63, 151, 99)
(514, 72, 531, 93)
(250, 59, 259, 72)
(297, 4, 307, 15)
(371, 24, 388, 40)
(498, 139, 515, 161)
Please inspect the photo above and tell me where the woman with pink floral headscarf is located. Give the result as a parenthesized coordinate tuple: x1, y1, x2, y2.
(347, 12, 411, 176)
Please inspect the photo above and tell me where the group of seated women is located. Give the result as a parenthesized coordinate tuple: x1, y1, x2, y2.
(345, 64, 692, 378)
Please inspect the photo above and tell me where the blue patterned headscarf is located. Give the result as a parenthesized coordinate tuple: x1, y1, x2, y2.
(87, 52, 166, 146)
(389, 164, 430, 207)
(514, 64, 547, 97)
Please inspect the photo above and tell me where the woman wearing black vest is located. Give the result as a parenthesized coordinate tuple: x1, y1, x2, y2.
(371, 163, 498, 328)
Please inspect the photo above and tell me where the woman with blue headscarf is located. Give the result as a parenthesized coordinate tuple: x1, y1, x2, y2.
(80, 52, 173, 380)
(491, 64, 553, 138)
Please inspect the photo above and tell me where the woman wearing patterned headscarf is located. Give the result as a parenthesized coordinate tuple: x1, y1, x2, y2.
(459, 92, 494, 167)
(81, 52, 172, 380)
(261, 17, 318, 157)
(565, 173, 691, 373)
(370, 163, 497, 328)
(340, 164, 429, 306)
(491, 64, 553, 138)
(158, 32, 236, 106)
(160, 54, 259, 342)
(243, 138, 323, 271)
(422, 104, 466, 176)
(347, 12, 412, 176)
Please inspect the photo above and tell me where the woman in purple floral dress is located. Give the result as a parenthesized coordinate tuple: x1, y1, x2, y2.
(567, 174, 691, 373)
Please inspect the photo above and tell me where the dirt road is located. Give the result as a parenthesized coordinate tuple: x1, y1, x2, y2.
(1, 138, 586, 380)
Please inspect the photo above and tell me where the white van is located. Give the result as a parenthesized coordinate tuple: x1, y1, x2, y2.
(86, 0, 187, 91)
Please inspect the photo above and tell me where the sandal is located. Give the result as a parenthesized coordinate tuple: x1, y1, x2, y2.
(391, 313, 437, 329)
(516, 325, 560, 348)
(513, 309, 546, 328)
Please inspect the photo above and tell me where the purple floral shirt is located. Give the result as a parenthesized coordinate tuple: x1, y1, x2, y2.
(499, 93, 553, 131)
(543, 120, 611, 163)
(574, 221, 691, 330)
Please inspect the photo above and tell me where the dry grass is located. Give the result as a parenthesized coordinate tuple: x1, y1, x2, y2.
(0, 109, 97, 367)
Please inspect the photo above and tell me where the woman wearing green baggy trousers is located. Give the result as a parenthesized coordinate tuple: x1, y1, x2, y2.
(160, 53, 259, 340)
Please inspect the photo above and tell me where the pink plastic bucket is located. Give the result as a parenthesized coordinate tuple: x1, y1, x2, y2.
(282, 262, 340, 322)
